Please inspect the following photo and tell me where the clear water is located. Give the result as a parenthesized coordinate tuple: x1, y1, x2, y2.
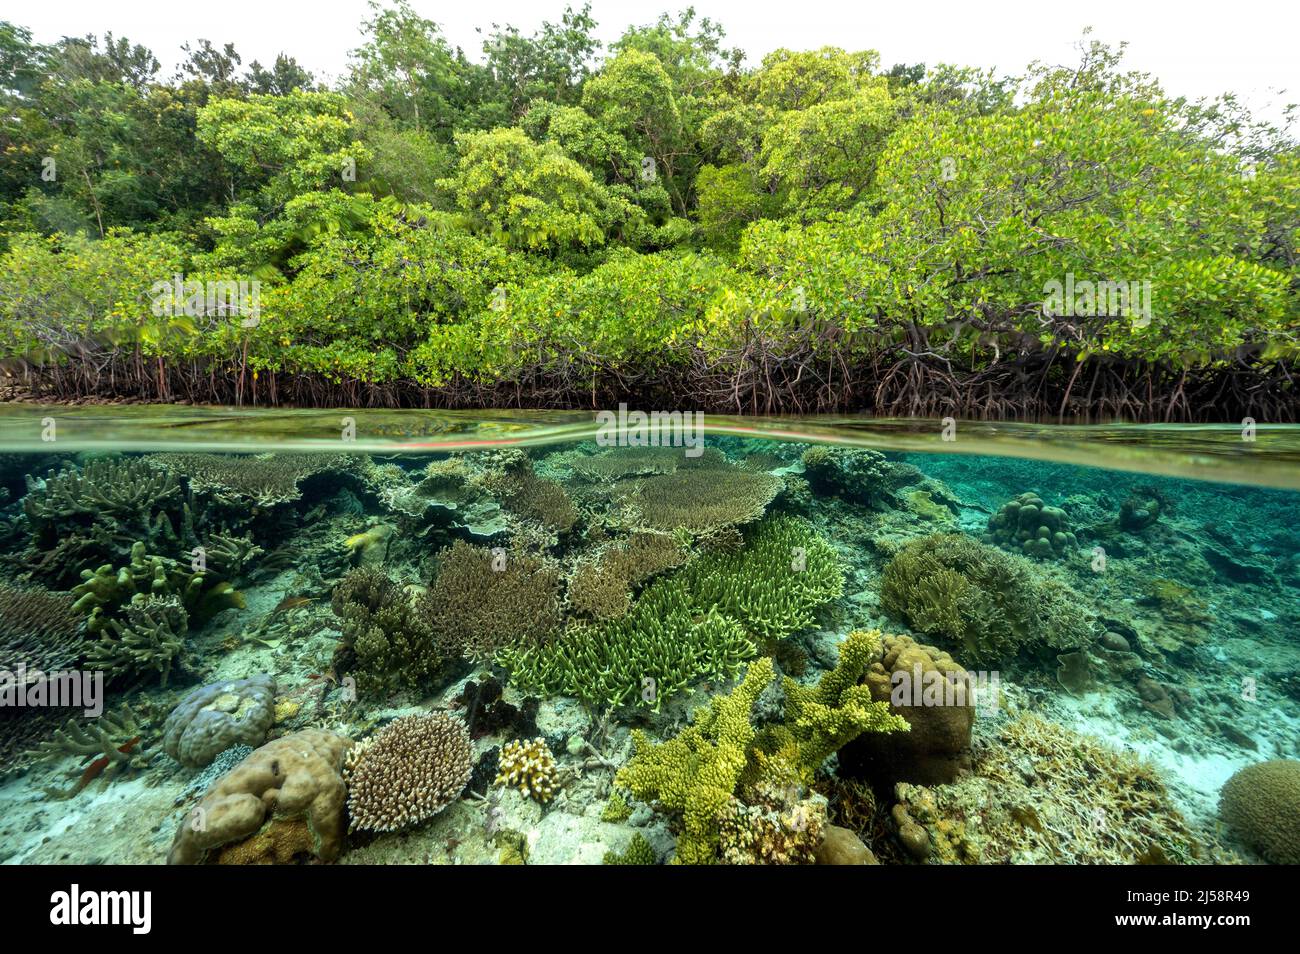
(0, 407, 1296, 865)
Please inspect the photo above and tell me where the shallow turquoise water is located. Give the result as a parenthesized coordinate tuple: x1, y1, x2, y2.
(0, 410, 1296, 865)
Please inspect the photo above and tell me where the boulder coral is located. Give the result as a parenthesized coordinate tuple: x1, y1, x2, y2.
(1219, 759, 1300, 864)
(838, 634, 976, 785)
(162, 675, 277, 768)
(167, 728, 352, 865)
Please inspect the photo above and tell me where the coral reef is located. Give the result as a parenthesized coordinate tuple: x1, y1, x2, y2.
(880, 533, 1094, 665)
(35, 704, 152, 799)
(1218, 759, 1300, 864)
(0, 582, 85, 674)
(838, 634, 975, 785)
(156, 453, 356, 507)
(987, 492, 1077, 558)
(344, 714, 472, 833)
(616, 658, 775, 864)
(890, 715, 1215, 864)
(330, 567, 442, 694)
(168, 728, 352, 864)
(494, 737, 560, 802)
(162, 675, 277, 768)
(717, 783, 828, 865)
(422, 540, 562, 661)
(84, 594, 188, 686)
(603, 831, 657, 865)
(565, 532, 685, 621)
(624, 454, 782, 535)
(800, 446, 917, 505)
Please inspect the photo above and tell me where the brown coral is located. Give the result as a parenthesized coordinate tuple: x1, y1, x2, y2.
(344, 714, 472, 832)
(167, 728, 352, 865)
(838, 634, 975, 785)
(0, 582, 85, 674)
(625, 458, 782, 535)
(422, 540, 562, 660)
(1219, 759, 1300, 864)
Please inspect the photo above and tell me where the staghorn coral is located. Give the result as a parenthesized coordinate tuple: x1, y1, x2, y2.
(344, 714, 473, 833)
(168, 728, 352, 865)
(770, 628, 909, 783)
(155, 452, 357, 507)
(331, 567, 443, 694)
(987, 492, 1078, 558)
(494, 737, 560, 802)
(83, 593, 188, 686)
(1218, 759, 1300, 864)
(162, 675, 277, 768)
(422, 540, 562, 661)
(616, 657, 775, 865)
(35, 703, 152, 798)
(565, 532, 685, 621)
(683, 516, 843, 642)
(601, 791, 633, 822)
(23, 456, 180, 525)
(0, 582, 85, 674)
(880, 533, 1094, 666)
(839, 634, 975, 785)
(500, 582, 754, 710)
(502, 517, 840, 709)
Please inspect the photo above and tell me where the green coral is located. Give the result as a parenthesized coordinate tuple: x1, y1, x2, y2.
(331, 567, 442, 694)
(501, 517, 841, 709)
(880, 533, 1093, 665)
(616, 657, 775, 865)
(601, 791, 633, 822)
(1219, 759, 1300, 864)
(774, 628, 909, 780)
(625, 453, 783, 535)
(71, 541, 244, 631)
(84, 594, 188, 686)
(603, 832, 657, 865)
(987, 492, 1077, 559)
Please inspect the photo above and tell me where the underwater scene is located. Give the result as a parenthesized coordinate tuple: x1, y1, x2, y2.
(0, 413, 1298, 868)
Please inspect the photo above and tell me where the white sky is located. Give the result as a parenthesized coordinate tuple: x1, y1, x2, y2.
(10, 0, 1299, 125)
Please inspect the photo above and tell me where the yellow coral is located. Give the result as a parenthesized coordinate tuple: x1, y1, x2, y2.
(495, 737, 560, 802)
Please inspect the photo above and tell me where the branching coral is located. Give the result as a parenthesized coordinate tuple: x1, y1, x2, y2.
(682, 516, 843, 641)
(502, 517, 840, 709)
(84, 593, 188, 686)
(603, 831, 657, 865)
(484, 458, 578, 533)
(718, 783, 828, 865)
(344, 714, 473, 833)
(574, 447, 683, 481)
(566, 532, 685, 621)
(23, 456, 180, 524)
(494, 737, 560, 802)
(616, 657, 775, 865)
(331, 567, 442, 694)
(880, 533, 1094, 665)
(35, 704, 152, 799)
(0, 582, 85, 674)
(421, 540, 562, 661)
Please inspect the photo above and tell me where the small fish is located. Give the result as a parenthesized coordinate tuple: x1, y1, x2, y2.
(272, 595, 315, 615)
(51, 736, 142, 800)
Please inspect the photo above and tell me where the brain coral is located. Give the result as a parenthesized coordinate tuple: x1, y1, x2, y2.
(167, 728, 352, 865)
(1219, 759, 1300, 864)
(344, 714, 473, 832)
(162, 675, 277, 768)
